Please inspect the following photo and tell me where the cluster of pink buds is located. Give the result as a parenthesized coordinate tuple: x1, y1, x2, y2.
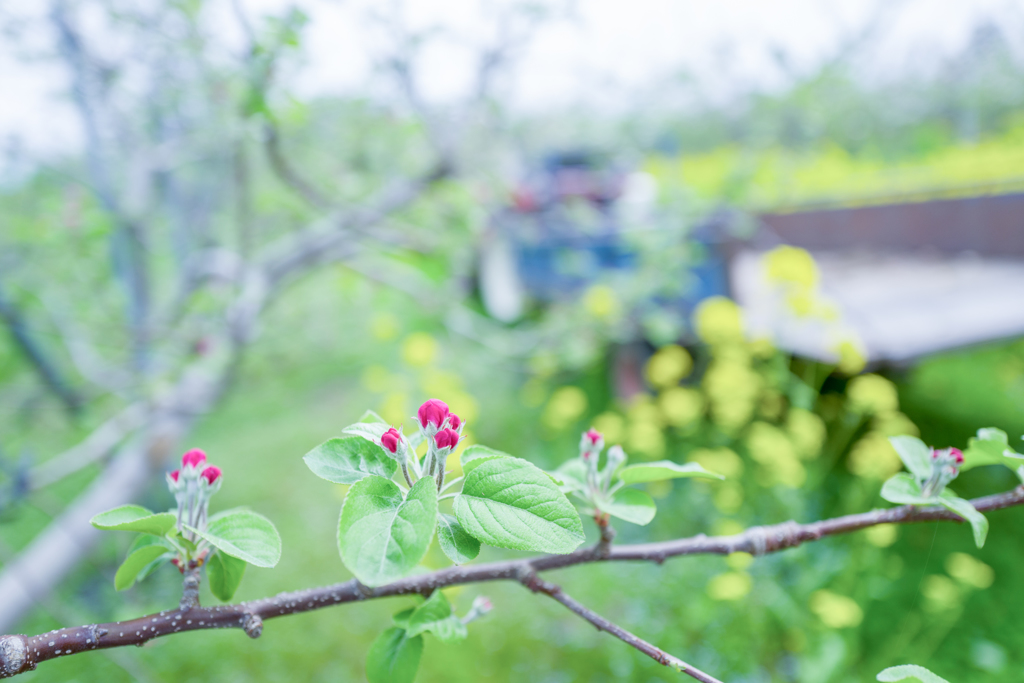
(921, 447, 964, 497)
(166, 449, 223, 554)
(575, 429, 629, 513)
(381, 398, 465, 491)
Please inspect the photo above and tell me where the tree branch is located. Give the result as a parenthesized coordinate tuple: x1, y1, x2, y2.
(518, 569, 722, 683)
(1, 486, 1020, 678)
(0, 281, 82, 416)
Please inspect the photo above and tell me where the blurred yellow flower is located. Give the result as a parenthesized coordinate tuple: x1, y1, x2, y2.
(583, 284, 619, 319)
(873, 410, 920, 437)
(786, 290, 816, 317)
(749, 337, 776, 359)
(707, 571, 752, 601)
(520, 378, 548, 408)
(401, 332, 438, 368)
(711, 519, 745, 536)
(847, 432, 902, 479)
(847, 374, 899, 414)
(694, 297, 744, 345)
(627, 396, 665, 428)
(592, 412, 625, 444)
(628, 421, 666, 459)
(645, 345, 693, 388)
(713, 482, 743, 513)
(836, 340, 866, 375)
(659, 387, 704, 428)
(864, 524, 898, 547)
(689, 447, 744, 479)
(922, 575, 961, 613)
(810, 590, 863, 628)
(945, 553, 995, 589)
(764, 245, 819, 289)
(542, 386, 588, 430)
(379, 392, 408, 426)
(361, 365, 391, 394)
(370, 312, 401, 341)
(747, 422, 798, 465)
(787, 408, 826, 460)
(726, 552, 754, 570)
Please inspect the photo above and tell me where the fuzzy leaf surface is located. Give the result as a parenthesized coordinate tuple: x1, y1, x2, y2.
(91, 505, 177, 536)
(436, 513, 480, 565)
(303, 436, 397, 484)
(186, 509, 281, 568)
(338, 475, 438, 586)
(366, 627, 423, 683)
(454, 457, 584, 553)
(617, 461, 724, 484)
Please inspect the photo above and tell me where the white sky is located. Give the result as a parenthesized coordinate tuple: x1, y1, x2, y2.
(1, 0, 1022, 158)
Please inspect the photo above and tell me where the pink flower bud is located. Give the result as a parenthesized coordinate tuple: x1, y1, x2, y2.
(381, 428, 402, 454)
(182, 448, 207, 468)
(448, 413, 462, 430)
(418, 399, 450, 430)
(585, 429, 602, 445)
(435, 428, 461, 450)
(169, 470, 180, 483)
(201, 465, 222, 485)
(950, 447, 964, 464)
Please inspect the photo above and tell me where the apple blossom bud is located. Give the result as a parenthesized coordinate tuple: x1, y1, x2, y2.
(579, 429, 604, 460)
(201, 465, 222, 485)
(462, 595, 493, 624)
(435, 428, 461, 451)
(182, 448, 207, 469)
(605, 444, 626, 470)
(170, 470, 180, 483)
(417, 399, 450, 433)
(381, 428, 402, 454)
(448, 413, 462, 431)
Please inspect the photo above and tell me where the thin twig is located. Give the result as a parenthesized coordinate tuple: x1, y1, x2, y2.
(518, 571, 722, 683)
(0, 487, 1021, 678)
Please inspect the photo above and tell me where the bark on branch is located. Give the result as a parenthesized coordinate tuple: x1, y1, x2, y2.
(1, 486, 1020, 679)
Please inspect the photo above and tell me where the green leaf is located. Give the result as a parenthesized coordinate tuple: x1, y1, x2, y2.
(405, 591, 467, 642)
(207, 550, 247, 601)
(90, 505, 177, 536)
(962, 427, 1024, 476)
(185, 509, 282, 568)
(877, 664, 951, 683)
(358, 409, 388, 424)
(338, 475, 438, 586)
(127, 534, 175, 582)
(880, 473, 936, 505)
(937, 491, 989, 548)
(454, 457, 585, 554)
(459, 445, 510, 475)
(889, 436, 933, 480)
(597, 488, 657, 526)
(366, 627, 423, 683)
(436, 513, 480, 565)
(114, 544, 171, 591)
(343, 421, 392, 443)
(617, 460, 724, 484)
(303, 436, 398, 484)
(392, 607, 415, 629)
(552, 459, 588, 493)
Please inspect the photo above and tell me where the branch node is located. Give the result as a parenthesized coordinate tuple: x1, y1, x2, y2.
(179, 565, 202, 612)
(0, 635, 31, 678)
(242, 614, 263, 639)
(355, 581, 375, 599)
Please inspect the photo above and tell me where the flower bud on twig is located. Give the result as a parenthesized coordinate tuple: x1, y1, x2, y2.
(417, 398, 450, 436)
(181, 448, 207, 472)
